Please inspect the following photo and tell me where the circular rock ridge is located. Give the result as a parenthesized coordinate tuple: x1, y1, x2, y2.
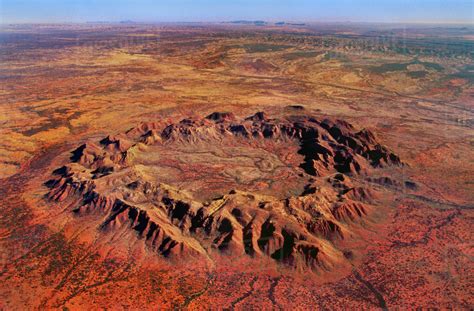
(46, 112, 402, 271)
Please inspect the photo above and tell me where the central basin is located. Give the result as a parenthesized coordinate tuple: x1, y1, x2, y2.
(130, 137, 307, 201)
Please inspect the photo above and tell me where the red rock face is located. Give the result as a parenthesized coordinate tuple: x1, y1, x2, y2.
(46, 112, 402, 271)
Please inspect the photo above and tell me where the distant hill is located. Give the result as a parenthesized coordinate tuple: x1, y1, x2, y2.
(275, 21, 306, 26)
(227, 20, 267, 26)
(119, 20, 136, 24)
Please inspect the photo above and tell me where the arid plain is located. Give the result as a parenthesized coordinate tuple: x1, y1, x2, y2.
(0, 23, 473, 309)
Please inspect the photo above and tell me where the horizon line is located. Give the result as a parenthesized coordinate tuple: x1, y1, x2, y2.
(1, 19, 473, 26)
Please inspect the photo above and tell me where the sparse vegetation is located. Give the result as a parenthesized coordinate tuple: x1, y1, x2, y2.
(0, 23, 472, 309)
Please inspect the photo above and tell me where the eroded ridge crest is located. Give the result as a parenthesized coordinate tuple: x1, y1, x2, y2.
(46, 112, 402, 271)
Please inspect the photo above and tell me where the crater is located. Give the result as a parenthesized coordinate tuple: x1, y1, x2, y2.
(46, 111, 403, 272)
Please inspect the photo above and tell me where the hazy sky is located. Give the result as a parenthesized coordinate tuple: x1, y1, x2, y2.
(1, 0, 472, 24)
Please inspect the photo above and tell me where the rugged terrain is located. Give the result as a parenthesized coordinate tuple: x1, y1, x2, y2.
(46, 111, 402, 272)
(0, 23, 473, 309)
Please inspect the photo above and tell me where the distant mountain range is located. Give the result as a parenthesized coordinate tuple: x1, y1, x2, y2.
(226, 20, 306, 26)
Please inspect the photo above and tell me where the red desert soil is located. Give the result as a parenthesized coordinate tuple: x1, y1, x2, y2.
(0, 24, 472, 309)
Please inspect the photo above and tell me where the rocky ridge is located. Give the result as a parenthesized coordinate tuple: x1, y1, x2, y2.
(46, 112, 402, 271)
